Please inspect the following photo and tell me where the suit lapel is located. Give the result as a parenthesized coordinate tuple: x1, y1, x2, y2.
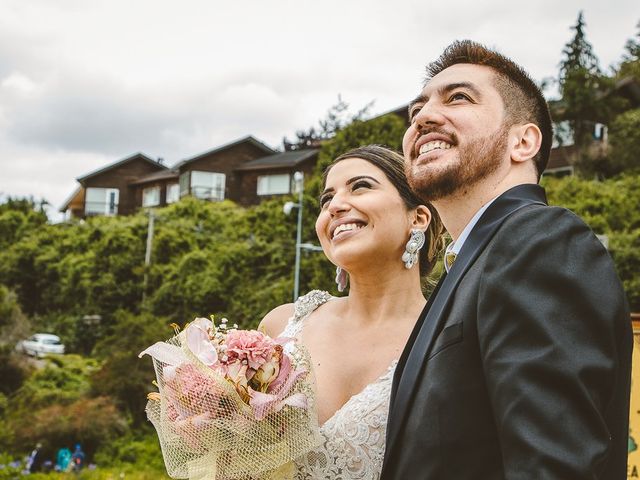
(389, 272, 446, 406)
(385, 184, 547, 456)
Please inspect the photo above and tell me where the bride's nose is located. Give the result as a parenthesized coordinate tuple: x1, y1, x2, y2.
(327, 192, 351, 217)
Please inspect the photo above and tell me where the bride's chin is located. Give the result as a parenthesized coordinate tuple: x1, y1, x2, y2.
(332, 252, 375, 273)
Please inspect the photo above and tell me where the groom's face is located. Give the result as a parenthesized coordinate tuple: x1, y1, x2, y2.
(402, 63, 510, 202)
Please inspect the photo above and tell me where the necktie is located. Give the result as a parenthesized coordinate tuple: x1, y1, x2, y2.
(445, 251, 457, 271)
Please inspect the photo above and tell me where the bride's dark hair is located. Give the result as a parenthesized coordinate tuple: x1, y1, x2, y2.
(322, 145, 445, 276)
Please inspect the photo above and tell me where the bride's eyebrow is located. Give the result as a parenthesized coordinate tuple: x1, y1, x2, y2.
(346, 175, 381, 185)
(320, 175, 382, 199)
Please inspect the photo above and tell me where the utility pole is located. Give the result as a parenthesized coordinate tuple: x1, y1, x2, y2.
(142, 208, 155, 306)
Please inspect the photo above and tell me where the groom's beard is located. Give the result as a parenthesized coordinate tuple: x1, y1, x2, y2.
(406, 124, 509, 202)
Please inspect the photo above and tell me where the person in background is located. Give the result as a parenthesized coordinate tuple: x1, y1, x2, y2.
(25, 442, 43, 474)
(71, 443, 85, 472)
(55, 445, 72, 472)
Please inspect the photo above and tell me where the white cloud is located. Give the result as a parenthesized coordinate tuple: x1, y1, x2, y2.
(0, 0, 639, 222)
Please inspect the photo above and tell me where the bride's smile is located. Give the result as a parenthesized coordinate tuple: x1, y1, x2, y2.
(316, 158, 420, 274)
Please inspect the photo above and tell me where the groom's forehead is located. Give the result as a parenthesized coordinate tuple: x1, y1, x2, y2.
(421, 63, 498, 98)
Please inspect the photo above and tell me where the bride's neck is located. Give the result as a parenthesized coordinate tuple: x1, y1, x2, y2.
(341, 272, 426, 327)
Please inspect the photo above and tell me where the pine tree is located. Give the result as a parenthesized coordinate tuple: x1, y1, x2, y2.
(282, 96, 373, 151)
(618, 20, 640, 80)
(557, 11, 606, 171)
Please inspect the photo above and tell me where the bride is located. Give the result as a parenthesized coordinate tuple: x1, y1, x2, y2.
(260, 145, 444, 479)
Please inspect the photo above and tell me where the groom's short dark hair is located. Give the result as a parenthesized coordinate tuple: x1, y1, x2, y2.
(427, 40, 553, 178)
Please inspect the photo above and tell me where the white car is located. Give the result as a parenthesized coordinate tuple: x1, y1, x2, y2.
(17, 333, 65, 357)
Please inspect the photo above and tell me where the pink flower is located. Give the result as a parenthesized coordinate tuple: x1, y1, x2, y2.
(225, 360, 251, 402)
(252, 356, 280, 388)
(185, 318, 218, 366)
(165, 363, 222, 418)
(265, 348, 292, 393)
(224, 329, 277, 371)
(249, 363, 309, 420)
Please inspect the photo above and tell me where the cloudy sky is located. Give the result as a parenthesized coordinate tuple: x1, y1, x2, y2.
(1, 0, 638, 221)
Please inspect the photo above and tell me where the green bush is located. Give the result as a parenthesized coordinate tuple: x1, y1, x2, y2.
(93, 433, 165, 471)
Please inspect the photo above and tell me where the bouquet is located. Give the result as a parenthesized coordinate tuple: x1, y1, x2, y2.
(140, 317, 320, 480)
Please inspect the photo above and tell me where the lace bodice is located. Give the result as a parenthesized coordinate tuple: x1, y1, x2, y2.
(282, 290, 396, 480)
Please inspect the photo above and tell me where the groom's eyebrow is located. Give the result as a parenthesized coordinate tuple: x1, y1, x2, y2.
(408, 93, 428, 115)
(408, 81, 482, 112)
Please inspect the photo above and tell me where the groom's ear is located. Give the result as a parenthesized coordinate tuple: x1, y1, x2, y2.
(412, 205, 432, 231)
(510, 123, 542, 164)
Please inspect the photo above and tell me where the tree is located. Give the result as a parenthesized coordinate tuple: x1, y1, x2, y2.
(618, 20, 640, 81)
(91, 310, 173, 426)
(608, 109, 640, 174)
(311, 113, 407, 180)
(557, 11, 609, 172)
(0, 285, 32, 400)
(283, 96, 373, 151)
(0, 197, 48, 251)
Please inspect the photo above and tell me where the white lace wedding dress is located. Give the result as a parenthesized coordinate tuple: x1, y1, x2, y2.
(281, 290, 397, 480)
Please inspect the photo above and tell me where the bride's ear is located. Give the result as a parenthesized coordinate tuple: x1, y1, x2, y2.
(412, 205, 432, 232)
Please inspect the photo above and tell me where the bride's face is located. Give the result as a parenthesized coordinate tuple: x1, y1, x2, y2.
(316, 157, 414, 272)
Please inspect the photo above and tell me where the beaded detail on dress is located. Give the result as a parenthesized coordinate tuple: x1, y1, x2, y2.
(282, 290, 396, 480)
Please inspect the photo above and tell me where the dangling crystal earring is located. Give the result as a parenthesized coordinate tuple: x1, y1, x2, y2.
(402, 229, 425, 269)
(335, 266, 349, 292)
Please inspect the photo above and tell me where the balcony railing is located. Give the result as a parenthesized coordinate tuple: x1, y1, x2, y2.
(191, 186, 225, 201)
(84, 201, 119, 216)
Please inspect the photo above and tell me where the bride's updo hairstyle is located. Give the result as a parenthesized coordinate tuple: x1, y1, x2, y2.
(322, 145, 445, 276)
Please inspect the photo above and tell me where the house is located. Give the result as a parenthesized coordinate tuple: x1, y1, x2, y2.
(233, 149, 319, 205)
(60, 136, 319, 218)
(60, 153, 168, 219)
(126, 135, 276, 211)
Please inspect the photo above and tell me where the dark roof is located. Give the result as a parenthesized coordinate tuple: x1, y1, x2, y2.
(130, 169, 180, 186)
(77, 153, 166, 183)
(371, 104, 410, 124)
(614, 76, 640, 106)
(175, 135, 275, 169)
(234, 149, 319, 171)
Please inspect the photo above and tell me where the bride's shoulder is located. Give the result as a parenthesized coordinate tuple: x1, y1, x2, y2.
(259, 303, 294, 338)
(259, 290, 335, 338)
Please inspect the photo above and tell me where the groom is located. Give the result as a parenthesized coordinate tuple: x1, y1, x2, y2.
(382, 40, 632, 479)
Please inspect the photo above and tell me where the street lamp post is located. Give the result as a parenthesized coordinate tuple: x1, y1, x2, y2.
(284, 172, 304, 301)
(142, 208, 155, 307)
(292, 171, 304, 301)
(284, 172, 323, 302)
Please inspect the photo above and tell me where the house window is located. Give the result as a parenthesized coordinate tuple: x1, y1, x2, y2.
(190, 171, 226, 200)
(142, 186, 160, 207)
(85, 188, 119, 216)
(179, 172, 190, 197)
(166, 183, 180, 204)
(593, 123, 607, 142)
(257, 174, 291, 196)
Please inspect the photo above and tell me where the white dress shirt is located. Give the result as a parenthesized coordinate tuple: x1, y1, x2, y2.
(444, 196, 499, 272)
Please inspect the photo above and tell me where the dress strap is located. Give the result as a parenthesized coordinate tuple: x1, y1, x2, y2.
(293, 290, 334, 321)
(282, 290, 333, 339)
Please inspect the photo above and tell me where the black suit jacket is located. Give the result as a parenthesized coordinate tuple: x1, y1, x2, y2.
(381, 184, 632, 479)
